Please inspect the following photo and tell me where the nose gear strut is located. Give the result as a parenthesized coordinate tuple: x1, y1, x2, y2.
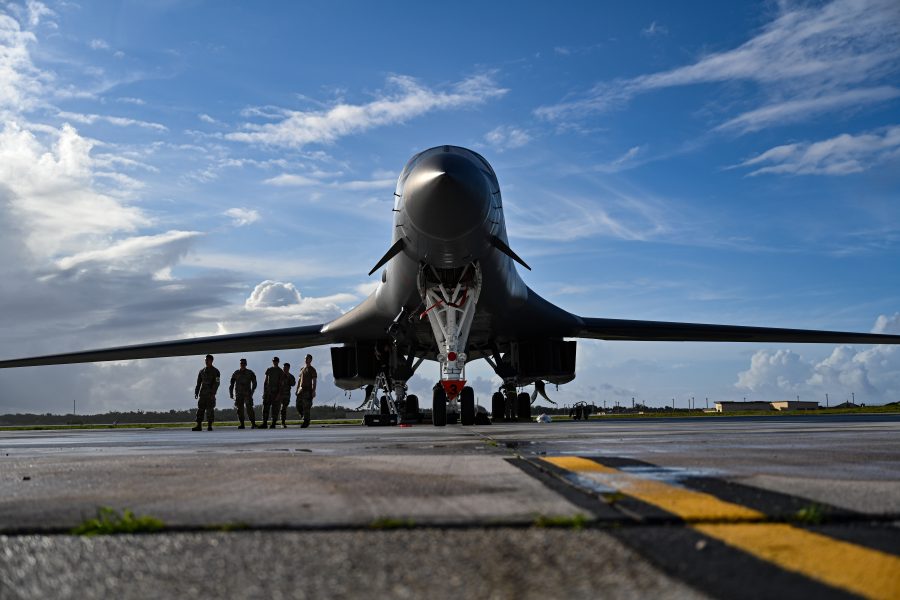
(418, 262, 482, 401)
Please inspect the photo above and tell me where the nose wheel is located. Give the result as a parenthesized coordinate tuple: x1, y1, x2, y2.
(432, 384, 476, 426)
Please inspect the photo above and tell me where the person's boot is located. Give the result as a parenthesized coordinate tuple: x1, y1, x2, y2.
(238, 421, 245, 429)
(282, 420, 287, 429)
(192, 422, 202, 431)
(207, 421, 213, 431)
(250, 422, 258, 429)
(300, 421, 309, 429)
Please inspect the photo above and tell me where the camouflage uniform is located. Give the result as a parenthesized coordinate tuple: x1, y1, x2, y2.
(262, 365, 284, 427)
(296, 365, 317, 428)
(194, 366, 221, 427)
(229, 368, 258, 428)
(279, 371, 296, 427)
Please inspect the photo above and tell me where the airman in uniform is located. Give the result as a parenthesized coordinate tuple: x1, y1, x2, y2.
(295, 354, 317, 428)
(229, 358, 258, 429)
(193, 354, 220, 431)
(262, 356, 284, 429)
(279, 362, 296, 428)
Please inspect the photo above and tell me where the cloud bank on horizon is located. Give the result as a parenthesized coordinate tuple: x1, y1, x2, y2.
(0, 0, 898, 414)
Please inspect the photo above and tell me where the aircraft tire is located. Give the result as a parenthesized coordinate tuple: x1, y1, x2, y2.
(380, 396, 390, 415)
(406, 394, 419, 421)
(517, 392, 532, 422)
(491, 392, 505, 422)
(460, 387, 475, 426)
(432, 387, 447, 426)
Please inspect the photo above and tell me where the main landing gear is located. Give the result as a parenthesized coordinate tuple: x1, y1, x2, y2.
(360, 372, 422, 426)
(488, 384, 532, 423)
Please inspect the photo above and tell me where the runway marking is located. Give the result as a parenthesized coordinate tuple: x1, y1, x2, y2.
(541, 456, 900, 600)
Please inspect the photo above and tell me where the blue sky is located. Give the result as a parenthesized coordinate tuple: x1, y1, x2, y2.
(1, 0, 899, 413)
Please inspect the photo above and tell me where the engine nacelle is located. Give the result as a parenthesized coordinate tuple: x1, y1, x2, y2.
(330, 344, 379, 390)
(515, 339, 576, 385)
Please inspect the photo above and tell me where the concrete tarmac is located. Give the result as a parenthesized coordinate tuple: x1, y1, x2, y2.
(1, 414, 898, 599)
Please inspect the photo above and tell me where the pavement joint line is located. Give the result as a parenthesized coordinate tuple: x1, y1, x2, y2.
(541, 456, 900, 600)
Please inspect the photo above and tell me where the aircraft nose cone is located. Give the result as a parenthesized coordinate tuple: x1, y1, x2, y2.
(404, 152, 492, 241)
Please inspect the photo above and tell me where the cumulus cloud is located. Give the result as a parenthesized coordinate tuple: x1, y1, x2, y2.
(733, 126, 900, 175)
(735, 314, 900, 403)
(873, 313, 900, 334)
(88, 38, 109, 50)
(0, 122, 149, 258)
(245, 280, 302, 309)
(224, 207, 260, 226)
(244, 280, 355, 321)
(536, 0, 900, 131)
(484, 125, 531, 151)
(226, 74, 507, 148)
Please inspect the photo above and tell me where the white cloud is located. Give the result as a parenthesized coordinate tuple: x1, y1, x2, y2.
(333, 178, 395, 191)
(0, 12, 44, 113)
(198, 113, 218, 124)
(734, 125, 900, 176)
(736, 314, 900, 403)
(244, 280, 355, 321)
(717, 87, 900, 134)
(592, 145, 644, 173)
(484, 125, 531, 151)
(26, 1, 55, 28)
(116, 97, 145, 105)
(508, 187, 669, 242)
(57, 110, 168, 132)
(88, 38, 109, 50)
(245, 280, 302, 308)
(224, 207, 260, 226)
(0, 122, 149, 258)
(226, 74, 507, 148)
(55, 230, 201, 273)
(263, 173, 319, 187)
(536, 0, 900, 130)
(641, 21, 667, 37)
(873, 313, 900, 334)
(263, 172, 395, 190)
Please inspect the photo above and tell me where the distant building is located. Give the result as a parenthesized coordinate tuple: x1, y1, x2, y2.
(770, 400, 819, 411)
(715, 401, 772, 413)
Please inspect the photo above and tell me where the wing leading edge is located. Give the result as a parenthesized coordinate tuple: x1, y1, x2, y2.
(0, 324, 331, 368)
(576, 317, 900, 345)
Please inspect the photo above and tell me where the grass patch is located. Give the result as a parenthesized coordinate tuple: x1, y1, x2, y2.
(0, 419, 363, 431)
(602, 491, 628, 505)
(368, 517, 416, 530)
(71, 507, 165, 536)
(793, 503, 826, 525)
(206, 522, 250, 532)
(533, 514, 589, 529)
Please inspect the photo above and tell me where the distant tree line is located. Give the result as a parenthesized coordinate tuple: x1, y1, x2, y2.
(0, 404, 363, 426)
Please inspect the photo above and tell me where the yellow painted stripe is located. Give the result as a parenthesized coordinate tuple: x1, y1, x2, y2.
(544, 456, 763, 521)
(542, 456, 900, 600)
